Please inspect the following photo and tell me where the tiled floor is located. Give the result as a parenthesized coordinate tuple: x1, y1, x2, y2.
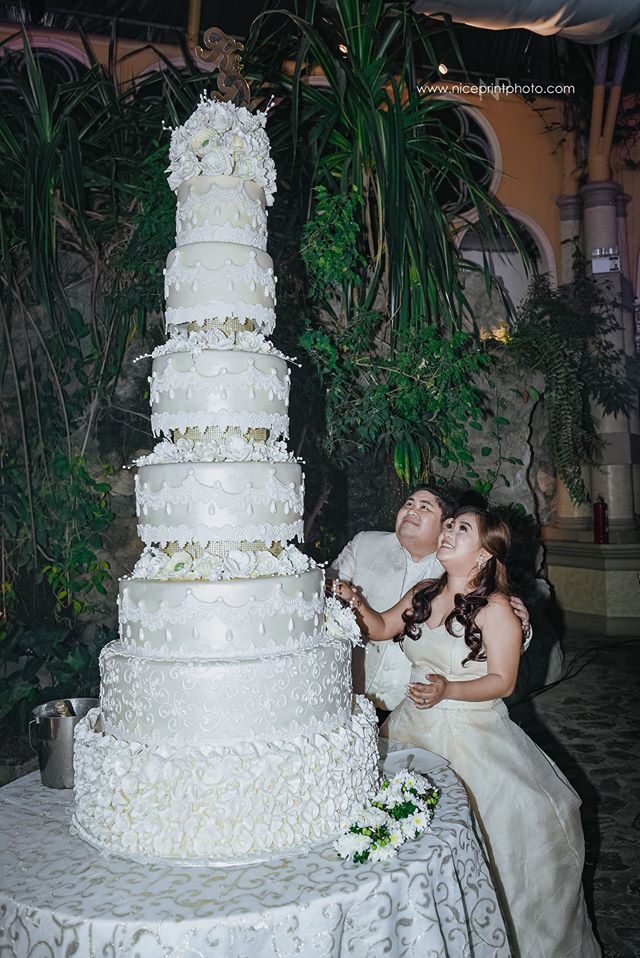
(2, 629, 638, 956)
(509, 630, 640, 958)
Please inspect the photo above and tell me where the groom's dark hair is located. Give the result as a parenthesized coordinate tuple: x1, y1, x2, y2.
(405, 484, 457, 521)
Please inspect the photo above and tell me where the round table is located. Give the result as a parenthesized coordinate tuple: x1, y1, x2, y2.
(0, 746, 509, 957)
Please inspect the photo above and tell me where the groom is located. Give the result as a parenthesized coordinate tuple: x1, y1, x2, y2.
(329, 485, 530, 717)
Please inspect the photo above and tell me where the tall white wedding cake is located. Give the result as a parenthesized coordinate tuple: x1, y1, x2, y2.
(72, 94, 379, 864)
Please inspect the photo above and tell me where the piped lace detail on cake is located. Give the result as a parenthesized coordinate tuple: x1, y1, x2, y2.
(135, 471, 303, 514)
(137, 519, 304, 548)
(176, 179, 267, 249)
(118, 628, 327, 660)
(120, 585, 324, 630)
(164, 250, 275, 299)
(149, 360, 290, 404)
(99, 637, 352, 746)
(178, 220, 267, 249)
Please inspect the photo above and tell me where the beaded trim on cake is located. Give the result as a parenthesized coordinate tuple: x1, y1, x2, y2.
(150, 410, 289, 439)
(165, 302, 276, 333)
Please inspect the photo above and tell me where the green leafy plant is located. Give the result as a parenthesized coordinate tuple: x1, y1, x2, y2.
(301, 185, 367, 297)
(248, 1, 527, 490)
(0, 37, 206, 727)
(300, 311, 493, 485)
(0, 623, 113, 729)
(250, 0, 519, 334)
(508, 254, 635, 503)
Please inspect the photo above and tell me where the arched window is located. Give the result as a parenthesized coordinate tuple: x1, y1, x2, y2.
(429, 101, 500, 212)
(461, 217, 545, 312)
(0, 37, 89, 90)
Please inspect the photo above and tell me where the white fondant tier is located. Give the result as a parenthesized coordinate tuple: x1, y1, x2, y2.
(72, 698, 379, 863)
(164, 243, 276, 332)
(99, 635, 352, 746)
(176, 175, 267, 249)
(119, 568, 324, 657)
(135, 461, 304, 549)
(149, 349, 290, 440)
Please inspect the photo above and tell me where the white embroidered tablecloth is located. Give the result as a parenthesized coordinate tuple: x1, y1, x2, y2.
(0, 748, 510, 957)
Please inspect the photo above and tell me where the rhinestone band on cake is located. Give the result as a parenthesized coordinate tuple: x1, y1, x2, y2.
(71, 92, 379, 864)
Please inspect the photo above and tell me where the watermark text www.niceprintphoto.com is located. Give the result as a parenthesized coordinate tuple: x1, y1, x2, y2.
(418, 79, 576, 99)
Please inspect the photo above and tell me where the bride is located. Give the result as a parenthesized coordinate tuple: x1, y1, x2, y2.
(334, 506, 601, 958)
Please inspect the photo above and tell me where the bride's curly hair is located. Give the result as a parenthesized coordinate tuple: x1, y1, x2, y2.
(397, 507, 512, 666)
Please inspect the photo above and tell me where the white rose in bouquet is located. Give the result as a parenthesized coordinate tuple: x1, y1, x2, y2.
(162, 550, 193, 577)
(132, 547, 168, 579)
(255, 551, 278, 576)
(225, 549, 258, 578)
(209, 107, 233, 132)
(285, 546, 311, 573)
(169, 128, 189, 160)
(169, 151, 200, 190)
(224, 434, 253, 461)
(230, 132, 247, 153)
(201, 149, 234, 176)
(190, 129, 215, 155)
(192, 554, 225, 579)
(236, 107, 262, 133)
(235, 155, 259, 181)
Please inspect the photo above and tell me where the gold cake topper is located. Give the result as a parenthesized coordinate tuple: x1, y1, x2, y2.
(195, 27, 251, 107)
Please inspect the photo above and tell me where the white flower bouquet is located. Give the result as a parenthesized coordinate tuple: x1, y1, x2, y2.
(165, 95, 277, 204)
(334, 769, 441, 864)
(324, 595, 364, 647)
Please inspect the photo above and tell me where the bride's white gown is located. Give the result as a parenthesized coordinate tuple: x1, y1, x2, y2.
(380, 623, 601, 958)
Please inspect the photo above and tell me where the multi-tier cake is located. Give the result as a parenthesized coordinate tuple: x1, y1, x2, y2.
(72, 95, 379, 864)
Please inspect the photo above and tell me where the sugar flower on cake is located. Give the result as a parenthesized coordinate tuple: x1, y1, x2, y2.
(254, 551, 279, 576)
(166, 95, 277, 203)
(191, 554, 225, 579)
(131, 544, 314, 581)
(131, 546, 169, 579)
(162, 550, 193, 576)
(200, 149, 234, 177)
(325, 595, 364, 647)
(225, 549, 258, 578)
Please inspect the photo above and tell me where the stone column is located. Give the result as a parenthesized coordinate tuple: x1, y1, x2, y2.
(552, 195, 591, 533)
(581, 181, 638, 538)
(617, 192, 640, 520)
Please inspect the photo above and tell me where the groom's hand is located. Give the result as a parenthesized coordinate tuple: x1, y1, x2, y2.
(509, 596, 530, 634)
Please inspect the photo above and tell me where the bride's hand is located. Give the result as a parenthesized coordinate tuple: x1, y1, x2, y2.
(329, 580, 362, 610)
(407, 674, 447, 709)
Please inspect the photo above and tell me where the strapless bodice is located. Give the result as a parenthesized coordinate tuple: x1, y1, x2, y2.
(401, 621, 488, 683)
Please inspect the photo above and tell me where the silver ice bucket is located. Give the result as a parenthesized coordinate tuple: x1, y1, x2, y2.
(29, 698, 99, 789)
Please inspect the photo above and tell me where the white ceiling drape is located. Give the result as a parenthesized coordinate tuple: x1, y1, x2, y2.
(412, 1, 640, 42)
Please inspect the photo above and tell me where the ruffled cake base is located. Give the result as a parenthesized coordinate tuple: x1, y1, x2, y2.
(72, 697, 378, 866)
